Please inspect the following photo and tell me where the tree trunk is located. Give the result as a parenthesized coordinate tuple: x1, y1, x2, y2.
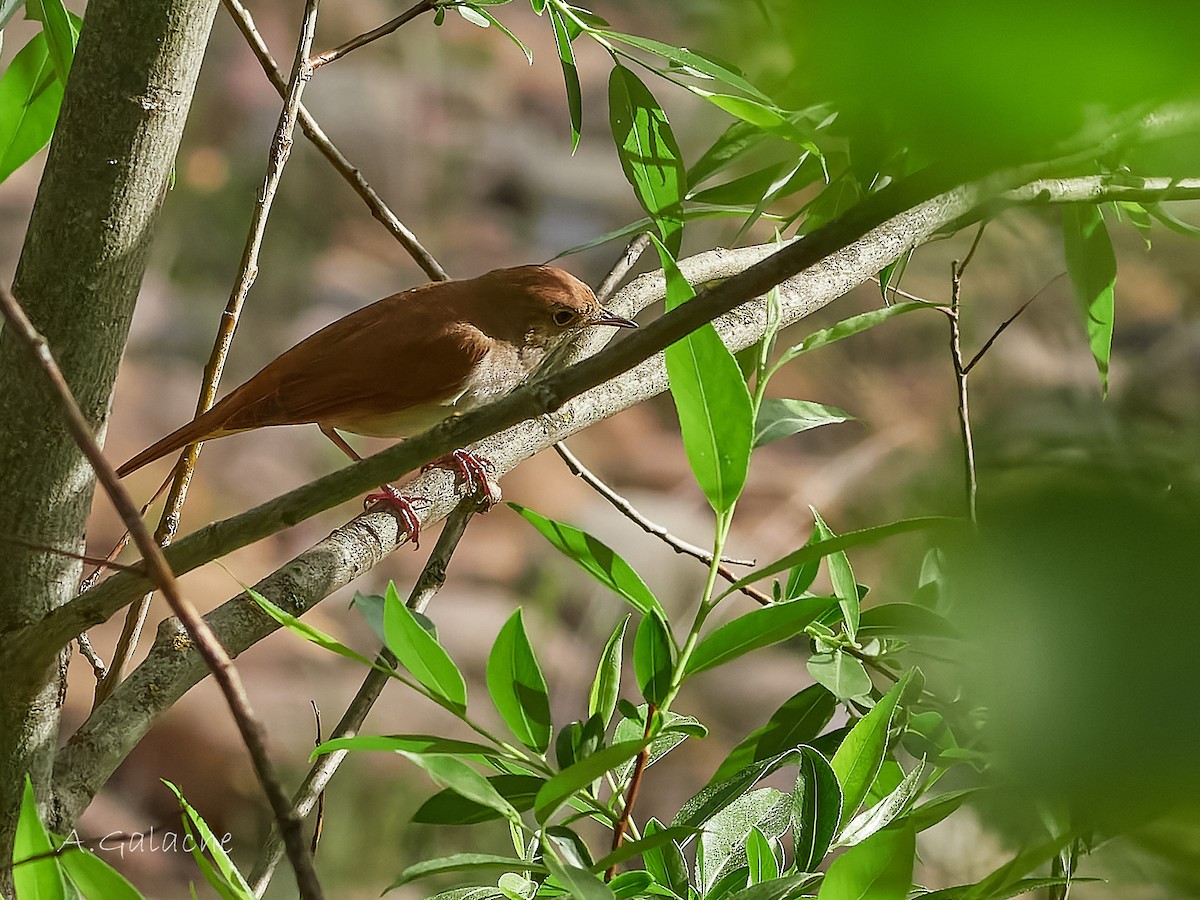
(0, 0, 218, 879)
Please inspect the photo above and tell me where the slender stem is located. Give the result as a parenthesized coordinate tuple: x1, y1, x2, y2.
(595, 232, 652, 303)
(948, 261, 977, 524)
(96, 0, 321, 708)
(605, 702, 655, 881)
(310, 0, 434, 68)
(220, 0, 447, 281)
(963, 272, 1065, 375)
(0, 276, 325, 900)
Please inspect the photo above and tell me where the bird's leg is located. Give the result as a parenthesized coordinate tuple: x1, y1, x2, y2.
(423, 449, 500, 508)
(320, 425, 424, 547)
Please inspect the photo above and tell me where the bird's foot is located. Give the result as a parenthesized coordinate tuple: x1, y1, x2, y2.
(424, 449, 501, 509)
(363, 483, 427, 548)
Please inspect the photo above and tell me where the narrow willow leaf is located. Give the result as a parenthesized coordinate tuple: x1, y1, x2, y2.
(725, 873, 823, 900)
(534, 739, 648, 823)
(456, 4, 491, 26)
(545, 855, 616, 900)
(598, 31, 770, 102)
(388, 854, 549, 890)
(774, 302, 929, 369)
(510, 504, 664, 617)
(673, 750, 800, 832)
(413, 773, 544, 824)
(384, 582, 467, 710)
(0, 33, 64, 183)
(689, 119, 768, 186)
(856, 603, 959, 640)
(754, 399, 853, 448)
(792, 747, 842, 872)
(640, 818, 689, 896)
(816, 823, 914, 900)
(963, 834, 1076, 900)
(806, 650, 873, 702)
(634, 610, 675, 705)
(714, 684, 836, 782)
(1063, 203, 1116, 396)
(609, 65, 686, 254)
(589, 614, 629, 727)
(608, 871, 653, 900)
(653, 235, 754, 514)
(59, 844, 144, 900)
(249, 590, 378, 669)
(812, 509, 859, 639)
(719, 518, 953, 600)
(836, 759, 926, 847)
(590, 825, 694, 875)
(830, 672, 914, 821)
(878, 247, 914, 303)
(614, 707, 706, 779)
(551, 205, 779, 260)
(547, 5, 581, 151)
(26, 0, 78, 85)
(698, 788, 790, 892)
(312, 733, 503, 759)
(487, 609, 552, 752)
(399, 752, 520, 824)
(13, 776, 66, 900)
(685, 596, 835, 677)
(473, 7, 532, 63)
(745, 825, 777, 884)
(906, 788, 980, 833)
(164, 780, 254, 898)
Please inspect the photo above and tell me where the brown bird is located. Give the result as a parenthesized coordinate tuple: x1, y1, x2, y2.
(117, 265, 636, 543)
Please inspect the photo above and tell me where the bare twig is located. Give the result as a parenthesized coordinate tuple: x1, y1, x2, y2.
(595, 232, 652, 303)
(963, 272, 1066, 375)
(221, 0, 447, 281)
(247, 497, 479, 896)
(947, 258, 977, 524)
(553, 444, 770, 604)
(606, 703, 655, 881)
(75, 634, 108, 683)
(0, 274, 325, 896)
(310, 0, 435, 69)
(309, 701, 324, 857)
(96, 0, 322, 707)
(0, 535, 143, 574)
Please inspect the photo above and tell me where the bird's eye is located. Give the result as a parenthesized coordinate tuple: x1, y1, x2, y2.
(552, 309, 575, 327)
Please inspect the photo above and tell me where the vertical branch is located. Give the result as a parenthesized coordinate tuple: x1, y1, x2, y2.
(948, 224, 986, 524)
(95, 0, 326, 704)
(0, 276, 326, 898)
(606, 703, 655, 881)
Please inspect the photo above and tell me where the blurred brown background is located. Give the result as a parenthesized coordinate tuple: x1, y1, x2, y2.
(4, 1, 1200, 896)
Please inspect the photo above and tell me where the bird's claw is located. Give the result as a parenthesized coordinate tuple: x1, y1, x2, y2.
(363, 484, 427, 548)
(425, 449, 499, 509)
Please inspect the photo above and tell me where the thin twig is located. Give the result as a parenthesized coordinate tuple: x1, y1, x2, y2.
(948, 259, 977, 524)
(553, 444, 770, 604)
(0, 277, 325, 897)
(75, 634, 108, 683)
(310, 0, 435, 69)
(247, 497, 479, 896)
(220, 0, 447, 281)
(309, 701, 324, 857)
(963, 272, 1066, 375)
(0, 535, 143, 574)
(595, 232, 652, 303)
(96, 0, 322, 708)
(606, 703, 655, 881)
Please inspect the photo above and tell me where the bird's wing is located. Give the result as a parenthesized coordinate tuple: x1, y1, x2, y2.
(117, 290, 490, 476)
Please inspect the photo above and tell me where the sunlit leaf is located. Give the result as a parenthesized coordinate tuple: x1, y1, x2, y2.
(830, 672, 914, 820)
(755, 399, 853, 447)
(816, 823, 914, 900)
(388, 854, 548, 890)
(634, 610, 675, 705)
(548, 5, 581, 151)
(384, 582, 467, 711)
(686, 596, 835, 677)
(588, 614, 629, 727)
(399, 752, 521, 824)
(487, 609, 552, 752)
(715, 684, 837, 782)
(1063, 203, 1116, 396)
(0, 33, 64, 183)
(13, 775, 66, 900)
(792, 746, 842, 872)
(535, 739, 648, 823)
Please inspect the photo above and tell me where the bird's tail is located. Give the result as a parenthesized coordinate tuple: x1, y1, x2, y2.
(116, 408, 240, 477)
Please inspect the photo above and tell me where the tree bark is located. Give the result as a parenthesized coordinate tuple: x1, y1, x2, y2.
(0, 0, 218, 877)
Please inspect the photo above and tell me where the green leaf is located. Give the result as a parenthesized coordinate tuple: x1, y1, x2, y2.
(745, 825, 778, 884)
(806, 651, 873, 702)
(725, 873, 824, 900)
(1063, 203, 1116, 396)
(250, 589, 379, 669)
(719, 518, 953, 600)
(551, 205, 780, 260)
(754, 399, 853, 447)
(830, 672, 914, 821)
(698, 788, 790, 893)
(413, 773, 544, 825)
(640, 818, 690, 896)
(609, 64, 686, 254)
(589, 614, 629, 728)
(25, 0, 78, 85)
(673, 750, 800, 831)
(535, 739, 648, 823)
(455, 4, 491, 27)
(963, 834, 1076, 900)
(811, 510, 859, 640)
(59, 842, 145, 899)
(598, 31, 770, 102)
(653, 235, 754, 514)
(164, 780, 254, 899)
(714, 684, 836, 782)
(878, 247, 914, 303)
(591, 825, 695, 875)
(510, 504, 664, 618)
(608, 871, 653, 900)
(856, 603, 959, 640)
(792, 747, 842, 872)
(689, 119, 769, 186)
(613, 707, 706, 779)
(816, 823, 914, 900)
(685, 596, 835, 677)
(545, 855, 615, 900)
(312, 733, 503, 759)
(471, 6, 532, 63)
(836, 759, 925, 847)
(0, 33, 64, 183)
(399, 752, 521, 823)
(487, 608, 552, 752)
(773, 302, 929, 370)
(384, 582, 467, 711)
(547, 4, 581, 151)
(634, 611, 675, 705)
(906, 788, 980, 833)
(13, 775, 67, 900)
(388, 853, 548, 890)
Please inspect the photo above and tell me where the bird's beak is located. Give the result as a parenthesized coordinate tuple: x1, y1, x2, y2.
(590, 307, 638, 329)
